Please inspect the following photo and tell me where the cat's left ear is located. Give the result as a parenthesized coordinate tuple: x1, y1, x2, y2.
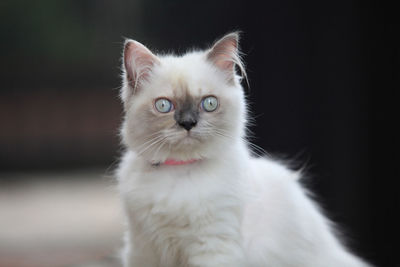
(122, 39, 160, 101)
(206, 32, 244, 84)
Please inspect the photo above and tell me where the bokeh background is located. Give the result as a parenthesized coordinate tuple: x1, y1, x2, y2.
(0, 0, 397, 266)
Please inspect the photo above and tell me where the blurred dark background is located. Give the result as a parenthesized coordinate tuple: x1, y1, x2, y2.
(0, 0, 397, 266)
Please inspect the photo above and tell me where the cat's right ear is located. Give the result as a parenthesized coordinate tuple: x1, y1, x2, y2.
(206, 32, 246, 86)
(122, 39, 159, 99)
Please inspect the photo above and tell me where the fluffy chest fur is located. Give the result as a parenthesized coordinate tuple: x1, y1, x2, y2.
(118, 148, 247, 267)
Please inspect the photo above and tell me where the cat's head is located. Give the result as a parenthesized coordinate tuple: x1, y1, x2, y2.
(120, 33, 247, 164)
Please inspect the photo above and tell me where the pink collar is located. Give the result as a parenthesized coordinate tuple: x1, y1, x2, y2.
(162, 158, 199, 166)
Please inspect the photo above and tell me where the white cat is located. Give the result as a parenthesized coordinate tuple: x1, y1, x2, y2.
(117, 32, 370, 267)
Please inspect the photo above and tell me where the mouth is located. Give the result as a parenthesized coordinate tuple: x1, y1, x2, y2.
(179, 133, 199, 144)
(161, 129, 204, 150)
(168, 130, 200, 146)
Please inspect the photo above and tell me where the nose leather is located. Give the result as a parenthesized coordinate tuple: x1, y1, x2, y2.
(174, 101, 199, 131)
(178, 119, 197, 131)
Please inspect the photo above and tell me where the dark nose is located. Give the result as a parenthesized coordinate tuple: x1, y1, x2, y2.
(178, 119, 197, 131)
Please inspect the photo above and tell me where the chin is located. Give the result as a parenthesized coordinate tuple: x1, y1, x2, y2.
(157, 138, 207, 161)
(169, 138, 201, 155)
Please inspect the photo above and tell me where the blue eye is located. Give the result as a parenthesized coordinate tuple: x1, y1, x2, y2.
(155, 98, 173, 113)
(202, 96, 218, 112)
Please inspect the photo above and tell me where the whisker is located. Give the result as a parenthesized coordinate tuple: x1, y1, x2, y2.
(135, 134, 165, 152)
(137, 131, 181, 158)
(246, 141, 269, 157)
(136, 135, 167, 156)
(152, 137, 170, 160)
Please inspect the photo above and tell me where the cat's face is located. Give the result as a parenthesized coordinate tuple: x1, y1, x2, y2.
(121, 33, 246, 163)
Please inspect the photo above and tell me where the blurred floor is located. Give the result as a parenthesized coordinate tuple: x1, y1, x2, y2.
(0, 170, 124, 267)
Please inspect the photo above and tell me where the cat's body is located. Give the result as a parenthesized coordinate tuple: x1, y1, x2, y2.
(117, 33, 370, 267)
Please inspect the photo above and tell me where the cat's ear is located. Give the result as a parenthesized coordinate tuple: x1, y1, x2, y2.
(206, 32, 244, 84)
(122, 39, 159, 96)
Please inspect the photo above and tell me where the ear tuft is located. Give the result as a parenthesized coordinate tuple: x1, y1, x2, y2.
(123, 39, 159, 96)
(206, 32, 245, 84)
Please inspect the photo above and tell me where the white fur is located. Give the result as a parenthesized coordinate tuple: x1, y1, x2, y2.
(117, 35, 370, 267)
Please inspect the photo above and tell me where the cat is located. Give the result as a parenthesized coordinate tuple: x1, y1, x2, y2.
(116, 32, 371, 267)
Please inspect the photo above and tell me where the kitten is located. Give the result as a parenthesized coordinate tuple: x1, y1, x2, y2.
(117, 33, 370, 267)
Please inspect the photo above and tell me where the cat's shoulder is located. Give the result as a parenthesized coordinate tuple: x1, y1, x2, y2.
(248, 156, 301, 181)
